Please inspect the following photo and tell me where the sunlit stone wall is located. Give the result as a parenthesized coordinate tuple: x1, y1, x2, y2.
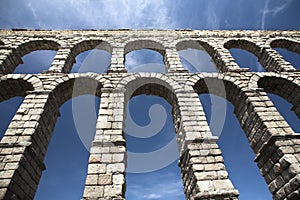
(0, 29, 299, 200)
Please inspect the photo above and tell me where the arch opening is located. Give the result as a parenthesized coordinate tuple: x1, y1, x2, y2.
(124, 40, 166, 73)
(15, 77, 102, 199)
(176, 40, 218, 73)
(270, 39, 300, 70)
(34, 95, 100, 200)
(67, 40, 112, 73)
(257, 76, 300, 120)
(199, 94, 272, 199)
(13, 50, 57, 74)
(274, 48, 300, 70)
(224, 40, 265, 72)
(125, 87, 185, 199)
(33, 77, 103, 199)
(228, 48, 265, 72)
(192, 76, 283, 197)
(0, 96, 24, 141)
(178, 48, 217, 73)
(50, 77, 102, 108)
(0, 78, 34, 140)
(125, 49, 165, 73)
(3, 40, 59, 74)
(267, 93, 300, 133)
(71, 49, 111, 73)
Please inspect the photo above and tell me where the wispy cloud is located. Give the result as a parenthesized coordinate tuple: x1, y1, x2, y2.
(143, 193, 162, 199)
(127, 172, 184, 199)
(99, 0, 177, 29)
(0, 0, 178, 29)
(205, 1, 220, 29)
(260, 0, 293, 29)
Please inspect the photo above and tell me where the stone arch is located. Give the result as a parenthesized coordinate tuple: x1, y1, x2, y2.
(35, 74, 107, 147)
(188, 74, 288, 198)
(124, 39, 166, 55)
(269, 38, 300, 70)
(189, 74, 299, 198)
(176, 39, 215, 54)
(224, 38, 262, 56)
(116, 74, 191, 197)
(249, 73, 300, 101)
(257, 75, 300, 119)
(100, 72, 239, 199)
(223, 38, 269, 71)
(44, 74, 107, 107)
(17, 75, 105, 199)
(0, 75, 37, 155)
(175, 39, 218, 72)
(116, 74, 181, 105)
(123, 39, 167, 72)
(0, 75, 37, 102)
(10, 75, 104, 199)
(14, 39, 60, 56)
(118, 74, 239, 199)
(116, 73, 188, 145)
(192, 74, 243, 105)
(0, 75, 35, 141)
(0, 75, 107, 199)
(270, 38, 300, 55)
(130, 76, 179, 111)
(189, 73, 294, 153)
(117, 74, 180, 108)
(0, 39, 60, 74)
(63, 39, 112, 73)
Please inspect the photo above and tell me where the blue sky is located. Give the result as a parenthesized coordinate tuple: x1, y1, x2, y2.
(1, 0, 300, 30)
(0, 0, 300, 200)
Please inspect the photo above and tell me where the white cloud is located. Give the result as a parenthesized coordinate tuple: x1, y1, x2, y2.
(0, 0, 178, 29)
(205, 1, 220, 29)
(143, 193, 162, 199)
(127, 173, 184, 199)
(260, 0, 293, 29)
(99, 0, 176, 29)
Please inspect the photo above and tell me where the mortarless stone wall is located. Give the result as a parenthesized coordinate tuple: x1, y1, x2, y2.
(0, 29, 299, 200)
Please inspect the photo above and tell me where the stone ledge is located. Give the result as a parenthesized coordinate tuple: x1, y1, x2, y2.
(254, 134, 300, 163)
(193, 189, 239, 199)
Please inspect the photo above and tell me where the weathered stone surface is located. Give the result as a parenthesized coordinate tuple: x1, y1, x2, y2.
(83, 186, 104, 198)
(98, 174, 112, 185)
(88, 163, 106, 174)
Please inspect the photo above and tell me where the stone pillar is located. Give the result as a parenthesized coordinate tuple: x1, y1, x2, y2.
(48, 48, 72, 73)
(0, 91, 58, 199)
(233, 89, 300, 199)
(211, 42, 243, 72)
(0, 49, 23, 74)
(180, 138, 239, 200)
(255, 135, 300, 200)
(176, 90, 239, 199)
(108, 47, 127, 73)
(83, 88, 126, 200)
(164, 48, 188, 73)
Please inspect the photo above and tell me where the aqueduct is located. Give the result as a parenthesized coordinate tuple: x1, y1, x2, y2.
(0, 29, 299, 199)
